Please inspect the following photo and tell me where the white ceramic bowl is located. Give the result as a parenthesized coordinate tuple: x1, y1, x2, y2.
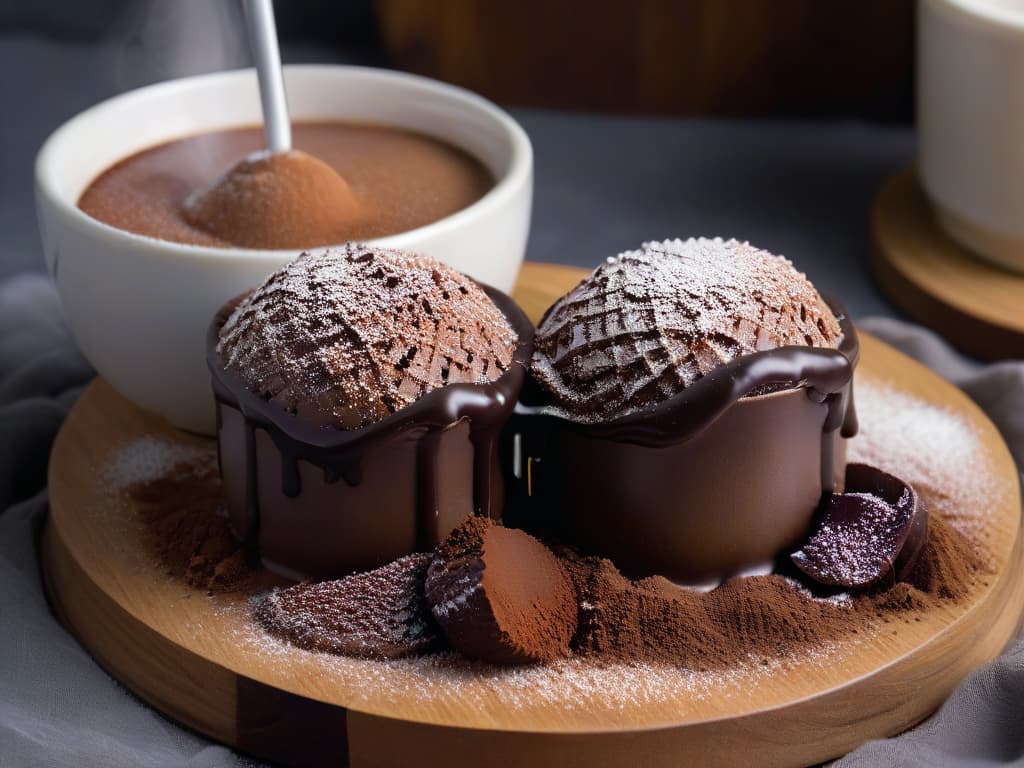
(35, 65, 533, 434)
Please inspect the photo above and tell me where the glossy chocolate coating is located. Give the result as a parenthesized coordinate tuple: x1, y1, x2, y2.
(504, 299, 859, 583)
(791, 463, 928, 589)
(845, 462, 928, 584)
(209, 285, 533, 580)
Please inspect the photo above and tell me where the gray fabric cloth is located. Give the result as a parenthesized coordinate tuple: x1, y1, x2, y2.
(1, 275, 1021, 767)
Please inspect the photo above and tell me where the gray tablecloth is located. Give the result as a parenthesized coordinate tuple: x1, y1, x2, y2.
(0, 273, 1022, 767)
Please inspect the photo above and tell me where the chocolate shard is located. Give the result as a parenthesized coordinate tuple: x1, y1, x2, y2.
(425, 517, 577, 664)
(253, 553, 443, 659)
(791, 463, 928, 590)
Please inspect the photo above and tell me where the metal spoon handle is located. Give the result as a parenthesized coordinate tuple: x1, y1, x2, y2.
(243, 0, 291, 154)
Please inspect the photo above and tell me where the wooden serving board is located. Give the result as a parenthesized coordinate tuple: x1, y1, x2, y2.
(871, 167, 1024, 361)
(43, 262, 1024, 768)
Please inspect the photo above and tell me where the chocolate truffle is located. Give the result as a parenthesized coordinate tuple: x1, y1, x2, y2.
(425, 517, 577, 665)
(531, 237, 843, 422)
(791, 463, 928, 590)
(217, 244, 518, 428)
(184, 149, 362, 249)
(254, 553, 441, 659)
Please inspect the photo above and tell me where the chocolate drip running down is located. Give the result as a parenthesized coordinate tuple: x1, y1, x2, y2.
(521, 239, 859, 488)
(208, 247, 534, 573)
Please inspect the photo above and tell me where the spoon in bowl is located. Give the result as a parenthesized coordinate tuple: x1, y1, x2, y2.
(183, 0, 360, 249)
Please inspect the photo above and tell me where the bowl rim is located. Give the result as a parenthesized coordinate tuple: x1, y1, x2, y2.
(34, 63, 533, 265)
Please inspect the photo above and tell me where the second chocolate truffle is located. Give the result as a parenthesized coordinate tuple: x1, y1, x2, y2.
(531, 237, 844, 423)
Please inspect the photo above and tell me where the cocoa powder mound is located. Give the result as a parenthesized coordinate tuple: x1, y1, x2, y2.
(128, 459, 252, 594)
(899, 515, 988, 602)
(562, 551, 844, 667)
(563, 514, 987, 667)
(183, 149, 363, 250)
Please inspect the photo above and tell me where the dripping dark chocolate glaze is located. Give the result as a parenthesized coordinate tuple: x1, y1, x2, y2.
(516, 297, 859, 492)
(207, 285, 534, 554)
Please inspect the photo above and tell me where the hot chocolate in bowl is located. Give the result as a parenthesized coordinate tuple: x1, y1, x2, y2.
(506, 302, 859, 585)
(34, 65, 532, 434)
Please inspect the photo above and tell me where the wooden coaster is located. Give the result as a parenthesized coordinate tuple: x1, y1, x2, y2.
(42, 262, 1024, 768)
(871, 168, 1024, 360)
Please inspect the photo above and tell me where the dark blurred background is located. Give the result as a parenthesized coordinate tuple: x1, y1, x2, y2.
(0, 0, 916, 306)
(2, 0, 915, 118)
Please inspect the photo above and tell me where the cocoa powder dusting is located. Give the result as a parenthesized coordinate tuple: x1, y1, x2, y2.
(127, 458, 252, 595)
(111, 443, 989, 670)
(425, 517, 577, 664)
(251, 511, 986, 668)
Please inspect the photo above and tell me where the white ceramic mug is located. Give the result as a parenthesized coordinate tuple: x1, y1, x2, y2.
(35, 65, 533, 434)
(918, 0, 1024, 272)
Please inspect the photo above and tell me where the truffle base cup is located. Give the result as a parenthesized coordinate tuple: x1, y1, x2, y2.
(507, 386, 850, 583)
(209, 281, 533, 580)
(218, 407, 493, 579)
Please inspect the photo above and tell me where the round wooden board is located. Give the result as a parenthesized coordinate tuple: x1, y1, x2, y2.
(870, 167, 1024, 361)
(43, 261, 1024, 768)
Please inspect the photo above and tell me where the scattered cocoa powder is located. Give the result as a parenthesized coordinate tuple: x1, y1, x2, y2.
(553, 549, 844, 667)
(114, 444, 989, 669)
(127, 458, 252, 594)
(256, 514, 986, 668)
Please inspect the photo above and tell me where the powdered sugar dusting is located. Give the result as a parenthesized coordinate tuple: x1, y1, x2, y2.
(848, 380, 998, 542)
(217, 593, 866, 720)
(792, 492, 909, 586)
(429, 573, 481, 619)
(532, 237, 842, 422)
(103, 436, 214, 489)
(216, 245, 518, 428)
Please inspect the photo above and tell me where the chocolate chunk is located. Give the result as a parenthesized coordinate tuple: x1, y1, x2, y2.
(254, 553, 442, 659)
(791, 463, 928, 589)
(425, 518, 577, 664)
